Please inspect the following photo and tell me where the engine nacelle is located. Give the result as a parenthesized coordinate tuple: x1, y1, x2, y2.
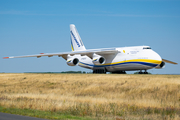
(67, 57, 79, 66)
(92, 54, 106, 65)
(155, 61, 165, 69)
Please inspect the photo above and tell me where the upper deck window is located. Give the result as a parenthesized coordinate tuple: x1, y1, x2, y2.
(143, 47, 151, 49)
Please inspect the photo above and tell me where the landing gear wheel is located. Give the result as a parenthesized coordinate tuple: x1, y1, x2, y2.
(144, 70, 148, 74)
(138, 70, 148, 74)
(112, 71, 126, 74)
(93, 69, 106, 74)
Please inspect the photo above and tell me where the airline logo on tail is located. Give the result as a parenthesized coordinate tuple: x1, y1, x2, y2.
(71, 31, 80, 47)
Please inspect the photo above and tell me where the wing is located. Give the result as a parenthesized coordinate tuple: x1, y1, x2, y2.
(3, 48, 118, 60)
(162, 59, 178, 64)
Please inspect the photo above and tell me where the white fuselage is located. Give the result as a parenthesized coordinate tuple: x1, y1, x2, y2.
(77, 46, 162, 72)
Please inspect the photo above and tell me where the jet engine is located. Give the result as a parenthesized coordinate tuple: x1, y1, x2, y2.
(155, 61, 165, 69)
(66, 57, 79, 66)
(92, 54, 106, 65)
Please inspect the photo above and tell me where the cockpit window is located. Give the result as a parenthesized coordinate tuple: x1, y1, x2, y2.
(143, 47, 151, 49)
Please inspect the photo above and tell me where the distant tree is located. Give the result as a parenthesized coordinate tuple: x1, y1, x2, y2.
(60, 71, 86, 74)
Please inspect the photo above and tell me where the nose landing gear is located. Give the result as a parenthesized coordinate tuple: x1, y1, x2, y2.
(138, 70, 149, 74)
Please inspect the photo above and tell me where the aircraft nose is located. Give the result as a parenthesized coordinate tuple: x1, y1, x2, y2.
(152, 51, 162, 61)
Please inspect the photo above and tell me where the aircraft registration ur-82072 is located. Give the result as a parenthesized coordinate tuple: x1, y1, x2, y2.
(3, 24, 177, 74)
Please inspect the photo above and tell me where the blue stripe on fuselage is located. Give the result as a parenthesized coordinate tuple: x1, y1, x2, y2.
(79, 61, 158, 68)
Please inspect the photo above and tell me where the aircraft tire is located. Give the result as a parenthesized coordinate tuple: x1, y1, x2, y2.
(139, 72, 143, 74)
(112, 71, 126, 74)
(93, 69, 106, 74)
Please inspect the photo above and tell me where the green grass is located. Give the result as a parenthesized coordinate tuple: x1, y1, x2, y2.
(1, 104, 178, 120)
(0, 106, 93, 120)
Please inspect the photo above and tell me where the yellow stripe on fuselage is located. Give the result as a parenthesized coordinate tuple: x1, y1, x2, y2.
(102, 59, 162, 66)
(79, 59, 162, 66)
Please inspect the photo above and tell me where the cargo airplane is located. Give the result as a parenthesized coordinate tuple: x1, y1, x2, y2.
(3, 24, 177, 74)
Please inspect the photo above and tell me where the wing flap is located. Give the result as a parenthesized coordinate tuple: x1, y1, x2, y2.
(162, 59, 178, 64)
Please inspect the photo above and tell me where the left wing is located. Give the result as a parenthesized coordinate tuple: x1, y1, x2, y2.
(3, 48, 118, 60)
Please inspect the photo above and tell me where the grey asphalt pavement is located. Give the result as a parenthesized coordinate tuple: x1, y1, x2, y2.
(0, 112, 48, 120)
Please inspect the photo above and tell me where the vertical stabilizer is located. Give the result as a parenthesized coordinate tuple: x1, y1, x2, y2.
(70, 24, 86, 51)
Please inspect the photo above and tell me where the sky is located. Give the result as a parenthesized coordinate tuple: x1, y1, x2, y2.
(0, 0, 180, 74)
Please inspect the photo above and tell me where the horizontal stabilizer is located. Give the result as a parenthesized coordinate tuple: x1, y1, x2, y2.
(162, 59, 178, 64)
(3, 57, 9, 59)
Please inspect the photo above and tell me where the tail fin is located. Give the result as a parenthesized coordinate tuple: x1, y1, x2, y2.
(70, 24, 86, 51)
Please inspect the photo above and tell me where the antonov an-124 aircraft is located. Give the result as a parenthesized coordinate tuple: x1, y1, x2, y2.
(4, 24, 177, 74)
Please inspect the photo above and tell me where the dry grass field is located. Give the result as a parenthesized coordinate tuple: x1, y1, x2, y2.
(0, 73, 180, 120)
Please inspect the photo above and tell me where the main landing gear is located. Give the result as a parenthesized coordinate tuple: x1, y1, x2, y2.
(93, 69, 106, 74)
(138, 70, 148, 74)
